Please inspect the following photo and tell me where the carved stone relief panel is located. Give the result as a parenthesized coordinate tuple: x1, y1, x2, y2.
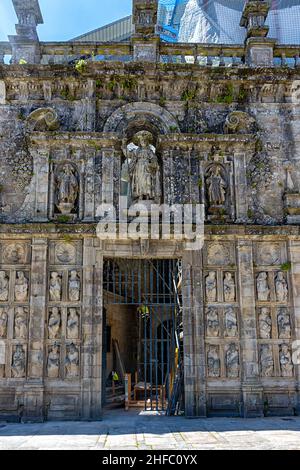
(14, 307, 28, 339)
(0, 271, 9, 302)
(207, 345, 221, 377)
(204, 242, 235, 267)
(49, 240, 82, 266)
(255, 252, 293, 378)
(11, 344, 26, 378)
(260, 344, 274, 377)
(254, 242, 284, 266)
(225, 343, 240, 379)
(204, 246, 240, 381)
(47, 343, 60, 379)
(47, 246, 82, 381)
(14, 271, 29, 302)
(0, 242, 30, 265)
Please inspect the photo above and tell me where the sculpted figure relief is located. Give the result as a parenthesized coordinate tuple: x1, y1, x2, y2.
(68, 270, 81, 302)
(65, 343, 79, 378)
(277, 308, 291, 339)
(207, 345, 220, 377)
(275, 272, 288, 302)
(0, 271, 9, 302)
(223, 272, 235, 302)
(14, 271, 28, 302)
(259, 307, 272, 339)
(205, 271, 217, 302)
(206, 307, 219, 337)
(11, 344, 25, 378)
(47, 344, 60, 378)
(226, 343, 239, 378)
(224, 307, 238, 337)
(56, 164, 79, 214)
(279, 344, 293, 377)
(0, 307, 8, 338)
(257, 272, 270, 301)
(260, 344, 274, 377)
(206, 166, 226, 206)
(121, 131, 161, 204)
(67, 308, 79, 340)
(48, 308, 61, 339)
(14, 307, 27, 339)
(49, 272, 62, 302)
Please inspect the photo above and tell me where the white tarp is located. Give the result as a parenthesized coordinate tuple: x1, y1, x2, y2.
(176, 0, 300, 44)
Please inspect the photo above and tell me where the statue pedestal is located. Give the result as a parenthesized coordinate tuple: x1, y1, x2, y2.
(207, 205, 229, 224)
(284, 193, 300, 224)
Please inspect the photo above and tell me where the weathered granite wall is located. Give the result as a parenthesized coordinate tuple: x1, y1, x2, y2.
(0, 57, 299, 420)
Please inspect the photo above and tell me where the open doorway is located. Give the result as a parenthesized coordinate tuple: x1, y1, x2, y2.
(102, 259, 183, 413)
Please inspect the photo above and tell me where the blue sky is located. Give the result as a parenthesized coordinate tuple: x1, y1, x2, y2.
(0, 0, 132, 41)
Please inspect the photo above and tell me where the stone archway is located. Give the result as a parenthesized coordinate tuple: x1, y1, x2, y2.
(103, 102, 180, 138)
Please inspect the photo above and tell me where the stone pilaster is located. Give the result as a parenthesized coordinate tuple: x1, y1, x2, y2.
(288, 241, 300, 414)
(23, 237, 48, 422)
(182, 250, 206, 417)
(237, 239, 263, 417)
(81, 239, 102, 419)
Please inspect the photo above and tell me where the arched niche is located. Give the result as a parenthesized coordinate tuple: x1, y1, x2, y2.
(103, 102, 180, 138)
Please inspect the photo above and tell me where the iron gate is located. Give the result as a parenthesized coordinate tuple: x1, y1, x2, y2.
(103, 259, 182, 412)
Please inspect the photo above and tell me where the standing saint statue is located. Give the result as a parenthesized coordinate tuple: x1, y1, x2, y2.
(56, 164, 79, 214)
(0, 271, 9, 302)
(256, 272, 270, 301)
(275, 271, 288, 303)
(121, 131, 161, 204)
(49, 272, 62, 302)
(223, 272, 235, 302)
(14, 272, 28, 302)
(206, 166, 226, 206)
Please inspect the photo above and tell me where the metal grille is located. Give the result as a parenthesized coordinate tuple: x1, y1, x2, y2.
(103, 258, 182, 411)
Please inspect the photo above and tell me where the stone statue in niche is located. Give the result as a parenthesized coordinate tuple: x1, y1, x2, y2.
(14, 271, 28, 302)
(0, 271, 9, 302)
(226, 343, 239, 378)
(14, 307, 27, 339)
(121, 131, 161, 204)
(275, 271, 288, 302)
(65, 343, 79, 378)
(47, 344, 60, 378)
(56, 164, 79, 215)
(205, 272, 217, 302)
(256, 272, 270, 301)
(0, 307, 8, 338)
(260, 344, 274, 377)
(206, 307, 219, 337)
(223, 272, 235, 302)
(279, 344, 294, 377)
(206, 166, 227, 206)
(207, 345, 220, 377)
(224, 307, 238, 337)
(68, 270, 80, 302)
(259, 307, 272, 339)
(277, 308, 291, 339)
(48, 307, 61, 339)
(11, 344, 25, 378)
(49, 272, 62, 302)
(67, 308, 80, 339)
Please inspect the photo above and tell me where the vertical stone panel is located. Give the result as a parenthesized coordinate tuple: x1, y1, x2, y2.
(182, 250, 206, 417)
(24, 237, 48, 422)
(237, 239, 263, 417)
(289, 240, 300, 413)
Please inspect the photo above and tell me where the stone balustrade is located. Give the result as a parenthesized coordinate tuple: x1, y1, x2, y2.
(0, 40, 300, 68)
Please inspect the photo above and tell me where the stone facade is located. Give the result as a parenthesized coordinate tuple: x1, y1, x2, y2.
(0, 0, 300, 421)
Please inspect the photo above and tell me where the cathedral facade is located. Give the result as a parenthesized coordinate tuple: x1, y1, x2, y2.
(0, 0, 300, 421)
